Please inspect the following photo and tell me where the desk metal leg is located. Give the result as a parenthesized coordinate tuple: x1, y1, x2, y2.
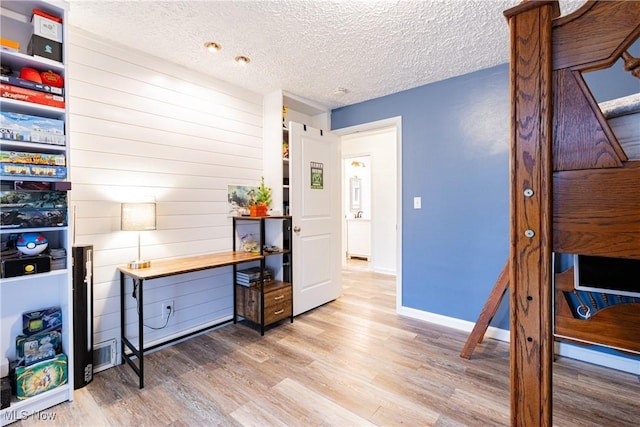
(120, 271, 125, 365)
(137, 278, 144, 388)
(120, 275, 145, 388)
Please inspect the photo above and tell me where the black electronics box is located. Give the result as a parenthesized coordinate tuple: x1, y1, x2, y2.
(27, 35, 62, 62)
(1, 255, 51, 278)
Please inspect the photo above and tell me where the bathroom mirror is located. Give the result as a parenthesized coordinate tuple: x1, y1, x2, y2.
(350, 177, 361, 211)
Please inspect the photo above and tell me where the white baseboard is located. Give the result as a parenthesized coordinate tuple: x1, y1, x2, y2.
(398, 306, 510, 342)
(555, 342, 640, 375)
(398, 305, 639, 375)
(372, 266, 396, 275)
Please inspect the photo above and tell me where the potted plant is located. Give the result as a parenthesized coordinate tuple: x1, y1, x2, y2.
(249, 177, 271, 217)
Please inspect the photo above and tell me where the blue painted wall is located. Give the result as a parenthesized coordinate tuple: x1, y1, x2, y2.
(332, 56, 639, 332)
(332, 64, 512, 329)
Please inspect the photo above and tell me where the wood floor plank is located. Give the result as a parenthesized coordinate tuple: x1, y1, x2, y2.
(272, 378, 375, 426)
(9, 260, 640, 426)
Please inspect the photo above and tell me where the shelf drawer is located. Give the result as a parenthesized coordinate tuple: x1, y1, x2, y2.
(235, 282, 292, 326)
(263, 285, 292, 325)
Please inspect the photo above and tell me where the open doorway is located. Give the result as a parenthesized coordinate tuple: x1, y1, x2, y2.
(344, 154, 372, 264)
(334, 117, 401, 309)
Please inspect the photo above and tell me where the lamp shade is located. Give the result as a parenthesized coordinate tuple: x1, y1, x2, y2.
(121, 203, 156, 231)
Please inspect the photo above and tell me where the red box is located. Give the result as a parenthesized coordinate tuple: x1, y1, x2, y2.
(0, 84, 64, 108)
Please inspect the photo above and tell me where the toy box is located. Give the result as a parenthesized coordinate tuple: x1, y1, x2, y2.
(22, 307, 62, 336)
(1, 255, 51, 278)
(13, 181, 71, 191)
(1, 163, 67, 179)
(0, 75, 64, 96)
(16, 328, 62, 366)
(0, 111, 65, 145)
(11, 353, 67, 400)
(27, 35, 62, 63)
(32, 9, 63, 43)
(0, 151, 66, 166)
(49, 248, 66, 270)
(1, 208, 67, 229)
(1, 84, 64, 109)
(0, 190, 67, 209)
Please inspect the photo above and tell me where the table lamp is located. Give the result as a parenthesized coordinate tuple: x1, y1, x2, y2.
(121, 202, 156, 269)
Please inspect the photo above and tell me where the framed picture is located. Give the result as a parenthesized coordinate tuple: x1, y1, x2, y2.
(227, 185, 257, 216)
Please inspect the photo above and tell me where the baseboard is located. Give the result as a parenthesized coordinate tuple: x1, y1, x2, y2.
(397, 306, 510, 342)
(372, 266, 396, 275)
(555, 342, 640, 375)
(398, 305, 640, 375)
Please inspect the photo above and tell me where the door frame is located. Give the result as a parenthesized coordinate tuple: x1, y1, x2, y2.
(333, 116, 402, 313)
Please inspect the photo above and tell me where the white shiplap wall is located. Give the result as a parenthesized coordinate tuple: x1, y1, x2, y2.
(67, 27, 264, 357)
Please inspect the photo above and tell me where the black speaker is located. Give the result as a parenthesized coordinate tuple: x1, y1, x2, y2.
(72, 245, 93, 389)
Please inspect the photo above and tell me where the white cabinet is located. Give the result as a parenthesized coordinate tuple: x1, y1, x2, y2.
(1, 1, 73, 423)
(346, 219, 371, 260)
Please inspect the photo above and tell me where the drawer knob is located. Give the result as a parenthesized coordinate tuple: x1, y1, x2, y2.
(274, 309, 285, 315)
(273, 295, 284, 301)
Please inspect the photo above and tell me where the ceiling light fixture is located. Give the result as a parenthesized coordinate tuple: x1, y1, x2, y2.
(334, 87, 348, 96)
(204, 41, 221, 52)
(235, 55, 250, 65)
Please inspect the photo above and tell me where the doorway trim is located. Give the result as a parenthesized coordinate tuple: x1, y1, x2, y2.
(333, 116, 402, 313)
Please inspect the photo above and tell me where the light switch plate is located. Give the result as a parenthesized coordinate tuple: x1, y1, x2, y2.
(413, 197, 421, 209)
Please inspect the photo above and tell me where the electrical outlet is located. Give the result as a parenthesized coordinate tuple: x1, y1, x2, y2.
(161, 300, 174, 320)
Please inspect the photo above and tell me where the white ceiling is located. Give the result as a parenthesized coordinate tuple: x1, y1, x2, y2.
(66, 0, 584, 111)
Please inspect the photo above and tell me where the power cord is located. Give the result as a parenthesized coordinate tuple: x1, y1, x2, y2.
(132, 281, 172, 330)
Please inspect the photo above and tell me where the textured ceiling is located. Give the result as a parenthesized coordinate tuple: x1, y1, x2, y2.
(66, 0, 585, 110)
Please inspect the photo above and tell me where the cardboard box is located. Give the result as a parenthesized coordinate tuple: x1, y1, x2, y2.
(12, 181, 70, 191)
(27, 35, 62, 63)
(32, 9, 63, 43)
(11, 353, 67, 400)
(1, 163, 67, 179)
(0, 112, 65, 146)
(0, 75, 64, 96)
(1, 84, 64, 109)
(1, 208, 67, 229)
(0, 151, 66, 166)
(0, 37, 19, 52)
(0, 190, 68, 209)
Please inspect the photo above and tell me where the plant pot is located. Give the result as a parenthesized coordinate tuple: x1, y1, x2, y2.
(249, 204, 268, 217)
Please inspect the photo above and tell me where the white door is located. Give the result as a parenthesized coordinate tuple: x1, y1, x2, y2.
(289, 122, 342, 316)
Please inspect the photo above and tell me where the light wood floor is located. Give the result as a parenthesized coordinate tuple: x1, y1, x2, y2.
(14, 260, 640, 426)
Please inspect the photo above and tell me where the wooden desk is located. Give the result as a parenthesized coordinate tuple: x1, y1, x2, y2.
(118, 251, 263, 388)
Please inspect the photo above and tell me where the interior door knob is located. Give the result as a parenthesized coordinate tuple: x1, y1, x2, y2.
(293, 226, 301, 232)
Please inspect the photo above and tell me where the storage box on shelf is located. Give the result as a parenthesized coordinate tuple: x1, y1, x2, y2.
(1, 1, 72, 424)
(232, 216, 293, 335)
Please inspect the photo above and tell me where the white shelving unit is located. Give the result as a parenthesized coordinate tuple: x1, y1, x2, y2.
(1, 1, 73, 424)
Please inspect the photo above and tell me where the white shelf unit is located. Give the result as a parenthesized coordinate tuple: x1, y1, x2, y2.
(1, 1, 73, 424)
(264, 90, 328, 218)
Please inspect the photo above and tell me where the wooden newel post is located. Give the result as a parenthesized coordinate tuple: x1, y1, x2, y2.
(503, 1, 559, 426)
